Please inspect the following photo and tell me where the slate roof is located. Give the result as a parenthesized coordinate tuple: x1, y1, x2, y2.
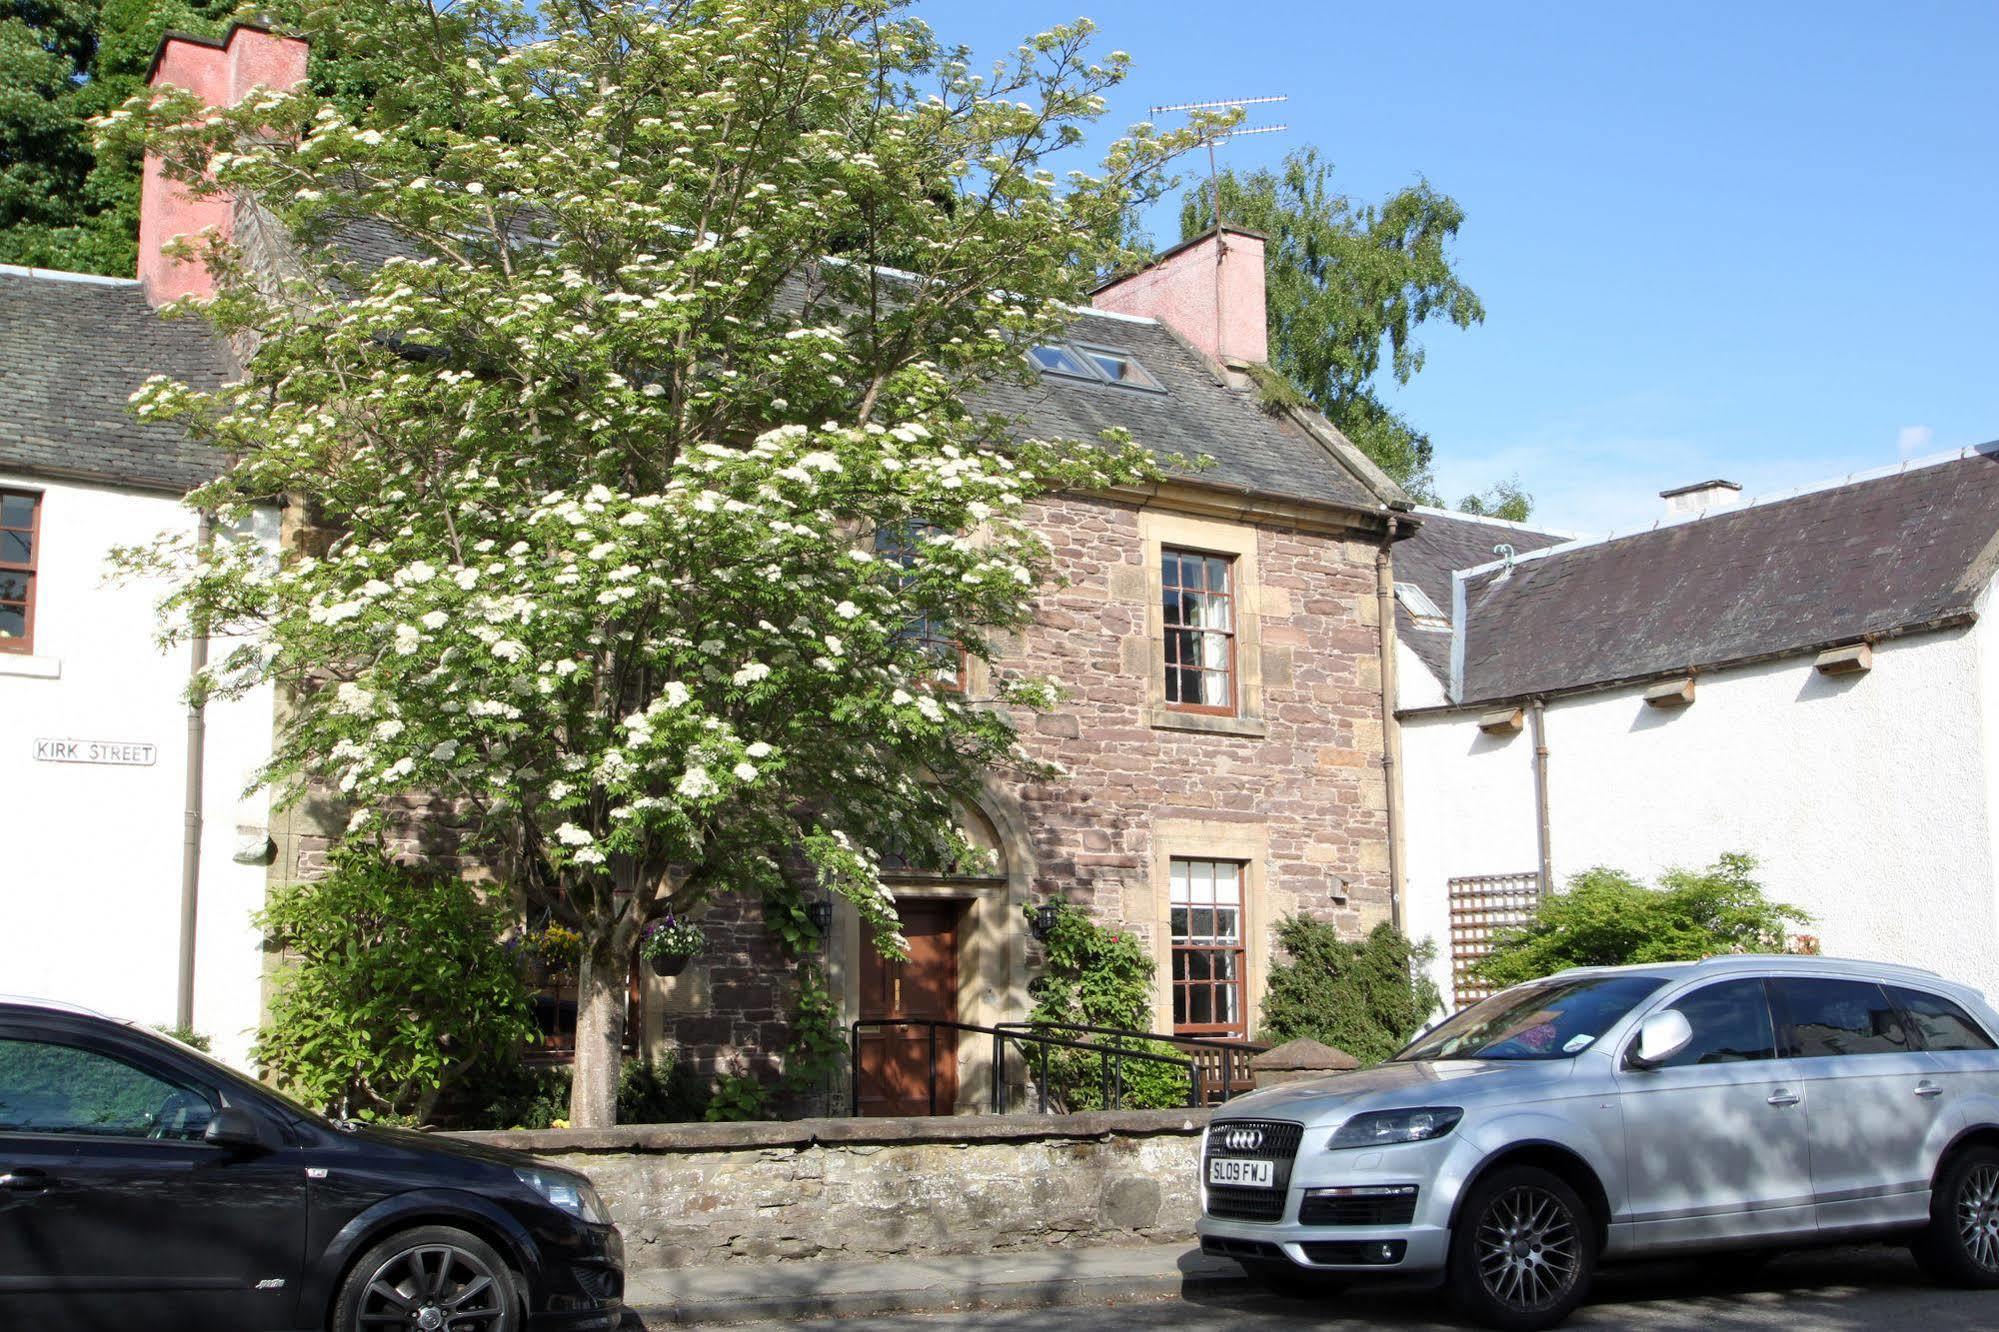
(0, 267, 236, 493)
(1392, 507, 1570, 682)
(974, 309, 1386, 510)
(1436, 446, 1999, 708)
(0, 217, 1391, 512)
(319, 220, 1391, 512)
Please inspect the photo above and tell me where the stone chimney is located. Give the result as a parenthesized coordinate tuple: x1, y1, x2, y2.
(1659, 479, 1742, 519)
(139, 24, 308, 307)
(1091, 227, 1268, 373)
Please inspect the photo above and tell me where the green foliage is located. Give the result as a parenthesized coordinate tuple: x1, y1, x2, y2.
(704, 1072, 770, 1123)
(782, 962, 846, 1096)
(462, 1056, 711, 1129)
(617, 1056, 711, 1124)
(110, 0, 1208, 1126)
(1022, 904, 1188, 1110)
(254, 843, 539, 1123)
(1474, 854, 1813, 990)
(154, 1023, 212, 1053)
(465, 1062, 573, 1130)
(1179, 146, 1491, 504)
(0, 0, 472, 275)
(0, 0, 237, 273)
(1258, 919, 1442, 1067)
(1456, 477, 1534, 523)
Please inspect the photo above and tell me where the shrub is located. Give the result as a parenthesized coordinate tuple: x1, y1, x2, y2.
(461, 1056, 712, 1130)
(1258, 919, 1441, 1066)
(255, 844, 538, 1123)
(1473, 853, 1812, 990)
(1022, 904, 1190, 1111)
(619, 1057, 711, 1124)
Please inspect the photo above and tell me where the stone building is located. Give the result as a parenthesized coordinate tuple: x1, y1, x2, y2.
(1, 25, 1413, 1109)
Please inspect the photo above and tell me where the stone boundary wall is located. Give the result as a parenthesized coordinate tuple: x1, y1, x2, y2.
(454, 1109, 1211, 1268)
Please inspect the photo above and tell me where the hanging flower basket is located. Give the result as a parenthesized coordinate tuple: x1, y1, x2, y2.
(639, 914, 705, 977)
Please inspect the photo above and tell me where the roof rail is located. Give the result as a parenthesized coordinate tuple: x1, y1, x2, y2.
(0, 993, 115, 1019)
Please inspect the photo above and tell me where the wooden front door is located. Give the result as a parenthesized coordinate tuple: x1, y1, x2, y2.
(856, 899, 961, 1116)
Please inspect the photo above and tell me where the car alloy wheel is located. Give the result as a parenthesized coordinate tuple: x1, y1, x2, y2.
(357, 1242, 508, 1330)
(1474, 1184, 1583, 1313)
(1914, 1145, 1999, 1289)
(1956, 1162, 1999, 1274)
(1448, 1164, 1595, 1331)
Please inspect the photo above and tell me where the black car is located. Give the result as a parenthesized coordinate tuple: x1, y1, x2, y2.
(0, 997, 625, 1331)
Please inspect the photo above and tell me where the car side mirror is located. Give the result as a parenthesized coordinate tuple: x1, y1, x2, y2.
(1626, 1009, 1693, 1069)
(204, 1105, 267, 1151)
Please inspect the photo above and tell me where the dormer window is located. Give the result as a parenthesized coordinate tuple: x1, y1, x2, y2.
(1395, 581, 1449, 632)
(1027, 340, 1164, 392)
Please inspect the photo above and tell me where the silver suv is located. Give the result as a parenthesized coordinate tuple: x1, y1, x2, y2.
(1198, 955, 1999, 1329)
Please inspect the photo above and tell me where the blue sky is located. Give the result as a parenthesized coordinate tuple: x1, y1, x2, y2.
(930, 2, 1999, 533)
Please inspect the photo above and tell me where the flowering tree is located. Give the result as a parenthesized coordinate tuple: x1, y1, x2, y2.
(108, 0, 1224, 1124)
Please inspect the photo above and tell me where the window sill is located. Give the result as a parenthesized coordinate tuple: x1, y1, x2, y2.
(0, 653, 59, 680)
(1147, 707, 1267, 739)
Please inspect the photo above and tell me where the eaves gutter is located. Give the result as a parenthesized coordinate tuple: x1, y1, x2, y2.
(1099, 473, 1398, 539)
(0, 456, 219, 498)
(1398, 609, 1980, 722)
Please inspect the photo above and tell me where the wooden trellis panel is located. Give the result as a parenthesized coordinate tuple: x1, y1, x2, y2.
(1448, 873, 1541, 1008)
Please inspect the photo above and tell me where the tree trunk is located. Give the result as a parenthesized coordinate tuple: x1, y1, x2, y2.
(569, 947, 626, 1128)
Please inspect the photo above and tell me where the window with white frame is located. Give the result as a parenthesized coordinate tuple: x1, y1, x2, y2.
(1170, 858, 1247, 1038)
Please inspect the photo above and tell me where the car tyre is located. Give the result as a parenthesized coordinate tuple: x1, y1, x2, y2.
(1447, 1165, 1596, 1331)
(1238, 1258, 1348, 1299)
(333, 1224, 522, 1332)
(1913, 1145, 1999, 1288)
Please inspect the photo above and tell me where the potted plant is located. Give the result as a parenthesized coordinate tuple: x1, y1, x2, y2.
(639, 913, 705, 977)
(520, 923, 582, 985)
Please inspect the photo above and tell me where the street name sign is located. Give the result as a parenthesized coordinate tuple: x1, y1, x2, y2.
(33, 738, 158, 767)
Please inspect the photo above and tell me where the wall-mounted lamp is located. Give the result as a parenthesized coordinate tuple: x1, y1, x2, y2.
(806, 900, 835, 933)
(1029, 902, 1063, 941)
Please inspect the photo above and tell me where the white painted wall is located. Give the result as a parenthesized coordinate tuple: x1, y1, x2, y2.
(1401, 621, 1999, 1008)
(0, 474, 277, 1068)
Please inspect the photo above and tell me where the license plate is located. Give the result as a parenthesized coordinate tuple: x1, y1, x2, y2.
(1208, 1157, 1274, 1188)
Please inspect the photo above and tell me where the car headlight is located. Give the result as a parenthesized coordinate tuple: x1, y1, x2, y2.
(515, 1166, 614, 1225)
(1328, 1106, 1463, 1150)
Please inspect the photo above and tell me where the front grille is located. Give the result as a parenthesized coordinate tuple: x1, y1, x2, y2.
(1201, 1236, 1285, 1262)
(1298, 1186, 1418, 1227)
(1203, 1119, 1304, 1223)
(570, 1263, 623, 1301)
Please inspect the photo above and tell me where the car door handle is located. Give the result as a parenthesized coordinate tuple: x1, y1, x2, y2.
(1915, 1082, 1944, 1099)
(0, 1169, 50, 1193)
(1767, 1090, 1801, 1107)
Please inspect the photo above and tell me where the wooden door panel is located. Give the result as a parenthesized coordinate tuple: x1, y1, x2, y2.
(856, 900, 960, 1116)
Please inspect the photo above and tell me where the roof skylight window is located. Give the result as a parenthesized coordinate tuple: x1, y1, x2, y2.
(1028, 343, 1096, 379)
(1026, 340, 1165, 392)
(1395, 582, 1450, 631)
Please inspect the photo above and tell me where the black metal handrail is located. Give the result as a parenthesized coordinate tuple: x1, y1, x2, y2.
(847, 1016, 1264, 1117)
(992, 1021, 1265, 1114)
(848, 1018, 998, 1117)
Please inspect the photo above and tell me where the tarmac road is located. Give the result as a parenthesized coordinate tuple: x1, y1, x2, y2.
(683, 1243, 1999, 1330)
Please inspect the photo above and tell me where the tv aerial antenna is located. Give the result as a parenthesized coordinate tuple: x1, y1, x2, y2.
(1146, 96, 1288, 365)
(1148, 95, 1289, 236)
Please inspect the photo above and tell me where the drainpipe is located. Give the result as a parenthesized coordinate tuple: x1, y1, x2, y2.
(176, 511, 214, 1032)
(1374, 524, 1407, 930)
(1529, 698, 1553, 899)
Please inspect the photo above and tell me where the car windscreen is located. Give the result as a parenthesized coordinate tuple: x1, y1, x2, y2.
(1394, 974, 1670, 1062)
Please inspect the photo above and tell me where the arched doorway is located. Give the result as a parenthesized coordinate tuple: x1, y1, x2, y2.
(839, 785, 1032, 1115)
